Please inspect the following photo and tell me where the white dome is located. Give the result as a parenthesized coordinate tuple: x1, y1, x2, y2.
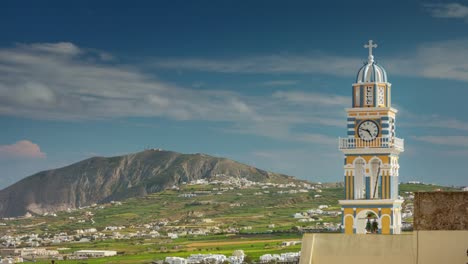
(356, 61, 388, 83)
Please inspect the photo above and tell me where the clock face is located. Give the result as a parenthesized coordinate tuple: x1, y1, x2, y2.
(358, 120, 379, 141)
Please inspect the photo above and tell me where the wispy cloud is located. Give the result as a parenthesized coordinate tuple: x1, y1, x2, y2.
(0, 140, 46, 159)
(153, 39, 468, 83)
(273, 91, 349, 106)
(23, 42, 82, 55)
(294, 133, 338, 145)
(153, 54, 361, 76)
(260, 80, 299, 87)
(402, 115, 468, 131)
(413, 135, 468, 147)
(386, 39, 468, 82)
(424, 3, 468, 22)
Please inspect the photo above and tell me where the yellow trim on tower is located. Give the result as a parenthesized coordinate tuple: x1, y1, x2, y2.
(381, 215, 391, 234)
(356, 208, 379, 215)
(344, 215, 354, 234)
(381, 208, 391, 215)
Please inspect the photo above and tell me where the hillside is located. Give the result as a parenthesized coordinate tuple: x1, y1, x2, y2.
(3, 182, 456, 236)
(0, 149, 296, 217)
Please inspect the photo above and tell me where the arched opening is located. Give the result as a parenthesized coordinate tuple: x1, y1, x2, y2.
(354, 159, 366, 199)
(355, 210, 380, 234)
(369, 158, 381, 199)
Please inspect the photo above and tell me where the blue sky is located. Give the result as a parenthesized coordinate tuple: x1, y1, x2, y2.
(1, 0, 468, 188)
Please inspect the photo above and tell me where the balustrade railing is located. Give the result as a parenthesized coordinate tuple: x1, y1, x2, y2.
(338, 137, 404, 151)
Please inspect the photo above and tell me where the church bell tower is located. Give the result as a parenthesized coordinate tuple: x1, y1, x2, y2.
(338, 40, 404, 235)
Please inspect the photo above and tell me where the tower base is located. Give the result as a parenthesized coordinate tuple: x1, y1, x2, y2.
(339, 199, 403, 235)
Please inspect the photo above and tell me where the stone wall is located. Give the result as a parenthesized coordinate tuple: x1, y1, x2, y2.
(413, 192, 468, 230)
(299, 231, 468, 264)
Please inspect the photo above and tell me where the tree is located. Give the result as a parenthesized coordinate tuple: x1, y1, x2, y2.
(243, 256, 253, 264)
(372, 219, 379, 234)
(365, 219, 371, 233)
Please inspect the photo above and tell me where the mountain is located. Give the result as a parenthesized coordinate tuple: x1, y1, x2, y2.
(0, 149, 296, 217)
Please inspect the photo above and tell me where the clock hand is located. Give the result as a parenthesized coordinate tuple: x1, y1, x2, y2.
(359, 128, 373, 138)
(364, 128, 372, 136)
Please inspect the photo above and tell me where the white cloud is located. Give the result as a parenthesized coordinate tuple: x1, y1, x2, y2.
(0, 140, 46, 159)
(0, 42, 256, 121)
(5, 41, 468, 147)
(0, 42, 345, 145)
(425, 3, 468, 21)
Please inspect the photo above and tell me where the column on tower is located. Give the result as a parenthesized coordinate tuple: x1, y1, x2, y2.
(369, 158, 381, 199)
(344, 169, 354, 200)
(376, 155, 400, 200)
(381, 168, 389, 199)
(391, 157, 400, 199)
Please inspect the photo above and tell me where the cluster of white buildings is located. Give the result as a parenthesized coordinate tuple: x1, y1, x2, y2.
(17, 248, 59, 257)
(186, 176, 321, 192)
(276, 189, 309, 194)
(0, 248, 117, 261)
(104, 226, 126, 231)
(74, 250, 117, 258)
(0, 248, 59, 262)
(292, 206, 342, 231)
(259, 252, 300, 263)
(294, 207, 341, 219)
(189, 175, 258, 188)
(76, 228, 97, 234)
(165, 250, 245, 264)
(0, 256, 23, 263)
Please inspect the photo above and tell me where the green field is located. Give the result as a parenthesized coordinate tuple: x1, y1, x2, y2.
(33, 233, 302, 264)
(8, 184, 343, 235)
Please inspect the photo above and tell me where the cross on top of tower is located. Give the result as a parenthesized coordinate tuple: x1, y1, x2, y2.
(364, 40, 378, 63)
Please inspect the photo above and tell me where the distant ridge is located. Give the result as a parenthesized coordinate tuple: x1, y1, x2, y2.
(0, 149, 296, 217)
